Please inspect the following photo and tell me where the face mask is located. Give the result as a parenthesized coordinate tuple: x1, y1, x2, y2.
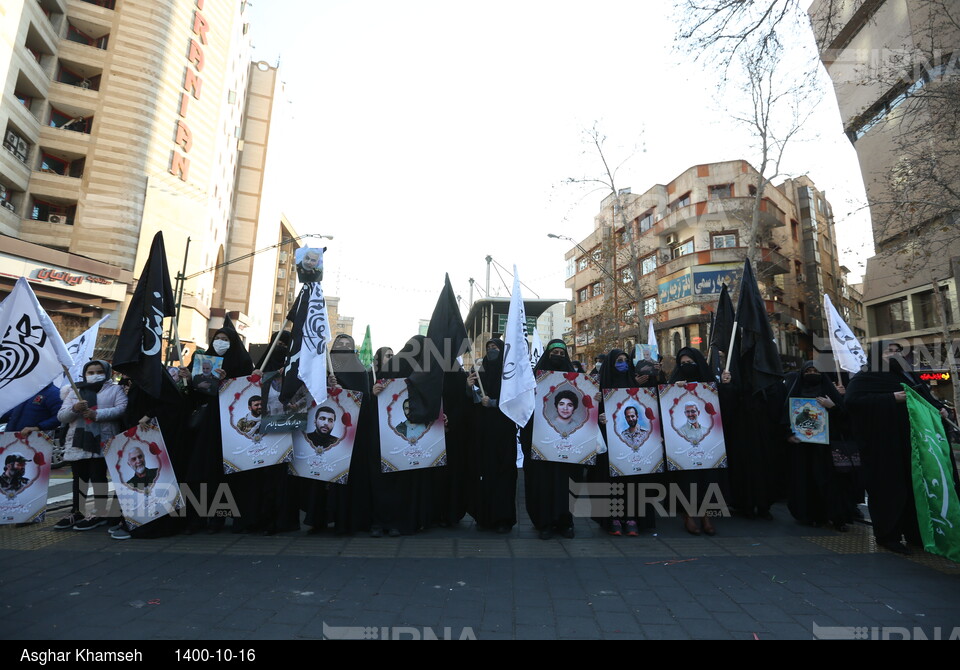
(803, 373, 822, 385)
(85, 374, 106, 384)
(677, 362, 698, 381)
(485, 349, 500, 361)
(212, 340, 230, 355)
(615, 361, 629, 372)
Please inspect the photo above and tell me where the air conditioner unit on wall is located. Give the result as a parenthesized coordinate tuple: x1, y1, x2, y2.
(2, 201, 15, 212)
(48, 214, 66, 224)
(5, 130, 18, 147)
(16, 138, 27, 154)
(666, 233, 677, 245)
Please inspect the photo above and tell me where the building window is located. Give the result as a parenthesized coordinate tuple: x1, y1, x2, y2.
(641, 255, 657, 275)
(708, 184, 732, 199)
(711, 233, 737, 249)
(914, 290, 953, 330)
(748, 184, 757, 196)
(671, 239, 694, 258)
(619, 267, 634, 284)
(578, 288, 589, 303)
(591, 248, 602, 263)
(592, 282, 603, 297)
(669, 192, 691, 212)
(619, 304, 637, 323)
(578, 257, 588, 272)
(565, 258, 575, 279)
(873, 297, 911, 336)
(639, 209, 654, 232)
(40, 153, 68, 175)
(643, 297, 657, 316)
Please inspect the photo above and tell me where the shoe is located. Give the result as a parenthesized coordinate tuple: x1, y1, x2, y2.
(625, 521, 639, 537)
(73, 516, 108, 531)
(608, 520, 622, 536)
(835, 523, 849, 533)
(369, 526, 383, 538)
(538, 529, 553, 540)
(495, 525, 511, 534)
(108, 522, 123, 533)
(53, 513, 80, 530)
(388, 528, 401, 538)
(683, 515, 701, 536)
(701, 518, 716, 536)
(560, 526, 575, 539)
(880, 540, 911, 555)
(111, 528, 132, 540)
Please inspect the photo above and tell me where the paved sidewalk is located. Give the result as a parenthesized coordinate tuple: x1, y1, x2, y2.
(2, 498, 959, 640)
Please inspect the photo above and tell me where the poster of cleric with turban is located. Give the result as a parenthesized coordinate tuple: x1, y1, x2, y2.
(219, 376, 294, 474)
(603, 387, 665, 476)
(658, 382, 726, 471)
(102, 422, 182, 528)
(290, 389, 362, 484)
(378, 378, 446, 472)
(532, 371, 602, 465)
(0, 431, 52, 524)
(788, 397, 830, 444)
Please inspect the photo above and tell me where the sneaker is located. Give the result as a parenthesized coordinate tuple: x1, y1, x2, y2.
(108, 522, 123, 533)
(560, 526, 575, 539)
(625, 521, 639, 537)
(73, 516, 109, 531)
(53, 513, 80, 530)
(608, 520, 622, 536)
(111, 528, 132, 540)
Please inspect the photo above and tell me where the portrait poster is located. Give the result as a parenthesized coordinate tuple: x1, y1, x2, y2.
(658, 382, 727, 471)
(290, 389, 362, 484)
(190, 354, 223, 395)
(0, 431, 52, 525)
(634, 343, 659, 367)
(378, 378, 446, 472)
(294, 246, 324, 284)
(603, 387, 665, 477)
(789, 397, 830, 445)
(102, 422, 183, 529)
(531, 371, 602, 465)
(219, 375, 294, 474)
(260, 370, 309, 434)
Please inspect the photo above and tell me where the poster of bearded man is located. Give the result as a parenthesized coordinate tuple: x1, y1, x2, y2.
(603, 387, 665, 476)
(102, 421, 183, 528)
(531, 371, 603, 465)
(378, 379, 447, 472)
(291, 389, 362, 484)
(219, 375, 294, 473)
(0, 431, 52, 524)
(658, 382, 727, 471)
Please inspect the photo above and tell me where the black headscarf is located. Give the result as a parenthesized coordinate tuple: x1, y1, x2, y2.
(784, 361, 843, 407)
(668, 347, 713, 384)
(847, 341, 943, 409)
(330, 333, 371, 394)
(597, 348, 634, 390)
(257, 331, 291, 373)
(390, 335, 426, 379)
(479, 338, 505, 398)
(205, 326, 253, 378)
(534, 339, 574, 373)
(373, 346, 394, 379)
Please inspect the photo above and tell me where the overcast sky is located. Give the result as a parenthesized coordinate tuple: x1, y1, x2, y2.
(246, 1, 873, 352)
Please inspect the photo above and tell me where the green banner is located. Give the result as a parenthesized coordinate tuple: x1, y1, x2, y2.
(358, 325, 373, 368)
(496, 314, 537, 334)
(905, 384, 960, 563)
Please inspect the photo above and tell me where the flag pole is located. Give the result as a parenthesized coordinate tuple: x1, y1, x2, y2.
(724, 322, 738, 374)
(370, 356, 378, 387)
(473, 351, 487, 398)
(170, 318, 185, 367)
(60, 364, 82, 399)
(259, 325, 289, 373)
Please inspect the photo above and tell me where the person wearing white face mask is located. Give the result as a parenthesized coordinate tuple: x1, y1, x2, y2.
(55, 360, 127, 531)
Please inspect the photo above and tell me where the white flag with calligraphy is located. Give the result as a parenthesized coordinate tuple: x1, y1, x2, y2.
(58, 314, 109, 388)
(0, 278, 73, 416)
(824, 294, 867, 373)
(529, 326, 544, 369)
(499, 266, 536, 427)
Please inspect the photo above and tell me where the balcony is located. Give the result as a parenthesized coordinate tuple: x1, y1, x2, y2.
(27, 3, 62, 51)
(654, 196, 787, 238)
(64, 17, 110, 52)
(19, 217, 74, 248)
(657, 245, 791, 279)
(30, 170, 82, 201)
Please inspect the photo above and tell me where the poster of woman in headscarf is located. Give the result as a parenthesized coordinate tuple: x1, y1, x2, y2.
(102, 421, 183, 528)
(378, 378, 446, 472)
(0, 431, 52, 524)
(291, 389, 362, 483)
(789, 397, 830, 444)
(219, 375, 294, 474)
(603, 387, 665, 476)
(531, 371, 602, 465)
(658, 382, 726, 471)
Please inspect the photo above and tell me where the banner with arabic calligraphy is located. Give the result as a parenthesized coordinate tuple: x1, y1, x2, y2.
(531, 371, 602, 465)
(219, 376, 294, 474)
(378, 379, 446, 472)
(102, 422, 183, 528)
(0, 431, 52, 524)
(290, 390, 362, 483)
(603, 388, 665, 477)
(658, 382, 727, 470)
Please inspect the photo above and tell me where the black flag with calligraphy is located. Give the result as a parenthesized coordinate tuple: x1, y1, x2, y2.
(734, 258, 783, 393)
(708, 283, 735, 379)
(406, 274, 469, 424)
(112, 232, 177, 399)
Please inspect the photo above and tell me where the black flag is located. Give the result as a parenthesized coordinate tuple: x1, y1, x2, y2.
(708, 283, 735, 378)
(734, 258, 783, 392)
(406, 274, 469, 424)
(113, 232, 177, 398)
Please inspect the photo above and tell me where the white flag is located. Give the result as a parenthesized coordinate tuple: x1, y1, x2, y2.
(648, 319, 657, 349)
(499, 266, 536, 427)
(529, 326, 544, 369)
(823, 294, 867, 373)
(58, 315, 110, 388)
(0, 277, 74, 416)
(294, 281, 331, 405)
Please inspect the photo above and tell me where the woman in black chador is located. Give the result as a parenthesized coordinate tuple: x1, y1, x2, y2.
(523, 339, 581, 540)
(592, 348, 658, 536)
(783, 361, 858, 532)
(467, 338, 518, 533)
(667, 347, 731, 536)
(845, 342, 955, 554)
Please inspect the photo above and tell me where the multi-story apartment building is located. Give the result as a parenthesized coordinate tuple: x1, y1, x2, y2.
(0, 1, 300, 353)
(809, 0, 960, 367)
(563, 160, 862, 368)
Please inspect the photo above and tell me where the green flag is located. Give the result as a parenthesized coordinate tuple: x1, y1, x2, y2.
(358, 325, 373, 368)
(905, 384, 960, 562)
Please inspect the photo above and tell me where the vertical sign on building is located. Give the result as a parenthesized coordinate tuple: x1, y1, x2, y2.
(170, 0, 211, 182)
